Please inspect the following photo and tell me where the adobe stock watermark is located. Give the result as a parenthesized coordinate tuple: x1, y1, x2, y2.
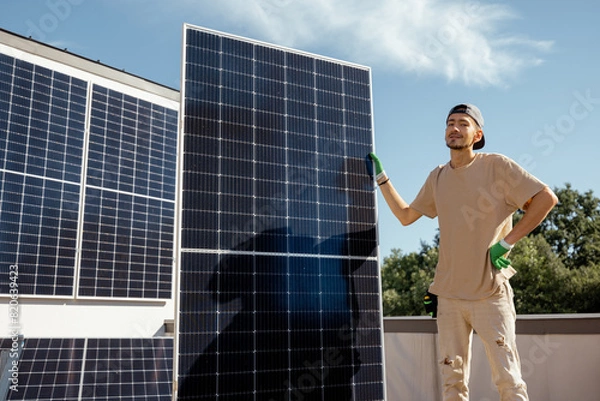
(261, 0, 294, 15)
(461, 167, 525, 231)
(268, 312, 381, 401)
(421, 1, 482, 65)
(227, 127, 347, 249)
(477, 334, 560, 401)
(525, 89, 600, 162)
(7, 264, 22, 393)
(460, 88, 599, 230)
(25, 0, 85, 42)
(519, 335, 561, 379)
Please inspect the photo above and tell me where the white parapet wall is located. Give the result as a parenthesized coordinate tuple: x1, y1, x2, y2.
(383, 314, 600, 401)
(1, 298, 173, 338)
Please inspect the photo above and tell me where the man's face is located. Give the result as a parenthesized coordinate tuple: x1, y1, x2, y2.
(445, 113, 483, 150)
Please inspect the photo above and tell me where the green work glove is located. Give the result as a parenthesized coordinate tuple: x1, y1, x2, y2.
(368, 152, 386, 181)
(490, 240, 512, 269)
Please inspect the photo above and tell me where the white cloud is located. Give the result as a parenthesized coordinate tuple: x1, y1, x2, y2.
(175, 0, 553, 87)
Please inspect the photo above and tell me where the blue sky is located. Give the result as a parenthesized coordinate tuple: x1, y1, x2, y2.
(2, 0, 599, 260)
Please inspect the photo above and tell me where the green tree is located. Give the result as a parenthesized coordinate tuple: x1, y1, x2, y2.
(509, 234, 573, 313)
(510, 233, 600, 313)
(381, 242, 437, 316)
(568, 263, 600, 312)
(531, 183, 600, 269)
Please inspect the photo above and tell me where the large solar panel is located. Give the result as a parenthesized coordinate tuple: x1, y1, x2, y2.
(177, 25, 384, 400)
(0, 50, 178, 300)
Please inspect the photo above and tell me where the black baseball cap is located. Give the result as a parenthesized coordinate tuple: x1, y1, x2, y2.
(447, 103, 485, 150)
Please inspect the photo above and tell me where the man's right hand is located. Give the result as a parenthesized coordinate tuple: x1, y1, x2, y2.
(368, 152, 387, 182)
(367, 153, 422, 225)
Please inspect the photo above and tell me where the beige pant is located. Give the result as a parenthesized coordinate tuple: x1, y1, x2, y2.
(436, 281, 529, 401)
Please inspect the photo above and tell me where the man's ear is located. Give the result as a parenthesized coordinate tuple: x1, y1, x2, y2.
(475, 129, 483, 143)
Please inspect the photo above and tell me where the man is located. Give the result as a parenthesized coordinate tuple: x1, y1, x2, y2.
(370, 104, 558, 400)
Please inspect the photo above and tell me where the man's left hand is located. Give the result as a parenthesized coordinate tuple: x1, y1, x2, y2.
(490, 241, 512, 269)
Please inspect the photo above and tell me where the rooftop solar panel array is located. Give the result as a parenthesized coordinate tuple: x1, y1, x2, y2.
(177, 25, 384, 401)
(1, 29, 179, 401)
(0, 51, 178, 300)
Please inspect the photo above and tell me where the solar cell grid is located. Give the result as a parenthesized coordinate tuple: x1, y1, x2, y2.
(2, 338, 84, 401)
(79, 187, 174, 299)
(178, 25, 384, 400)
(0, 54, 86, 297)
(0, 337, 173, 401)
(0, 47, 178, 300)
(81, 338, 173, 401)
(76, 84, 177, 300)
(87, 85, 177, 200)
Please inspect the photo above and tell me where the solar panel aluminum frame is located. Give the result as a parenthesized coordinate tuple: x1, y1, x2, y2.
(174, 23, 386, 400)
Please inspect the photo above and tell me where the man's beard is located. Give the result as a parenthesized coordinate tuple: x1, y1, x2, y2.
(446, 135, 478, 150)
(446, 141, 471, 150)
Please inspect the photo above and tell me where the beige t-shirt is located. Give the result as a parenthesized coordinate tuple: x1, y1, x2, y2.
(411, 153, 546, 300)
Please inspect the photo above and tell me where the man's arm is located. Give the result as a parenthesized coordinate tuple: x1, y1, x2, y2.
(379, 180, 423, 226)
(504, 186, 558, 245)
(489, 186, 558, 269)
(369, 153, 422, 226)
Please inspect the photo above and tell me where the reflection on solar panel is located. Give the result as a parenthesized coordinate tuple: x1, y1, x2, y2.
(177, 25, 384, 400)
(0, 52, 178, 300)
(0, 337, 173, 401)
